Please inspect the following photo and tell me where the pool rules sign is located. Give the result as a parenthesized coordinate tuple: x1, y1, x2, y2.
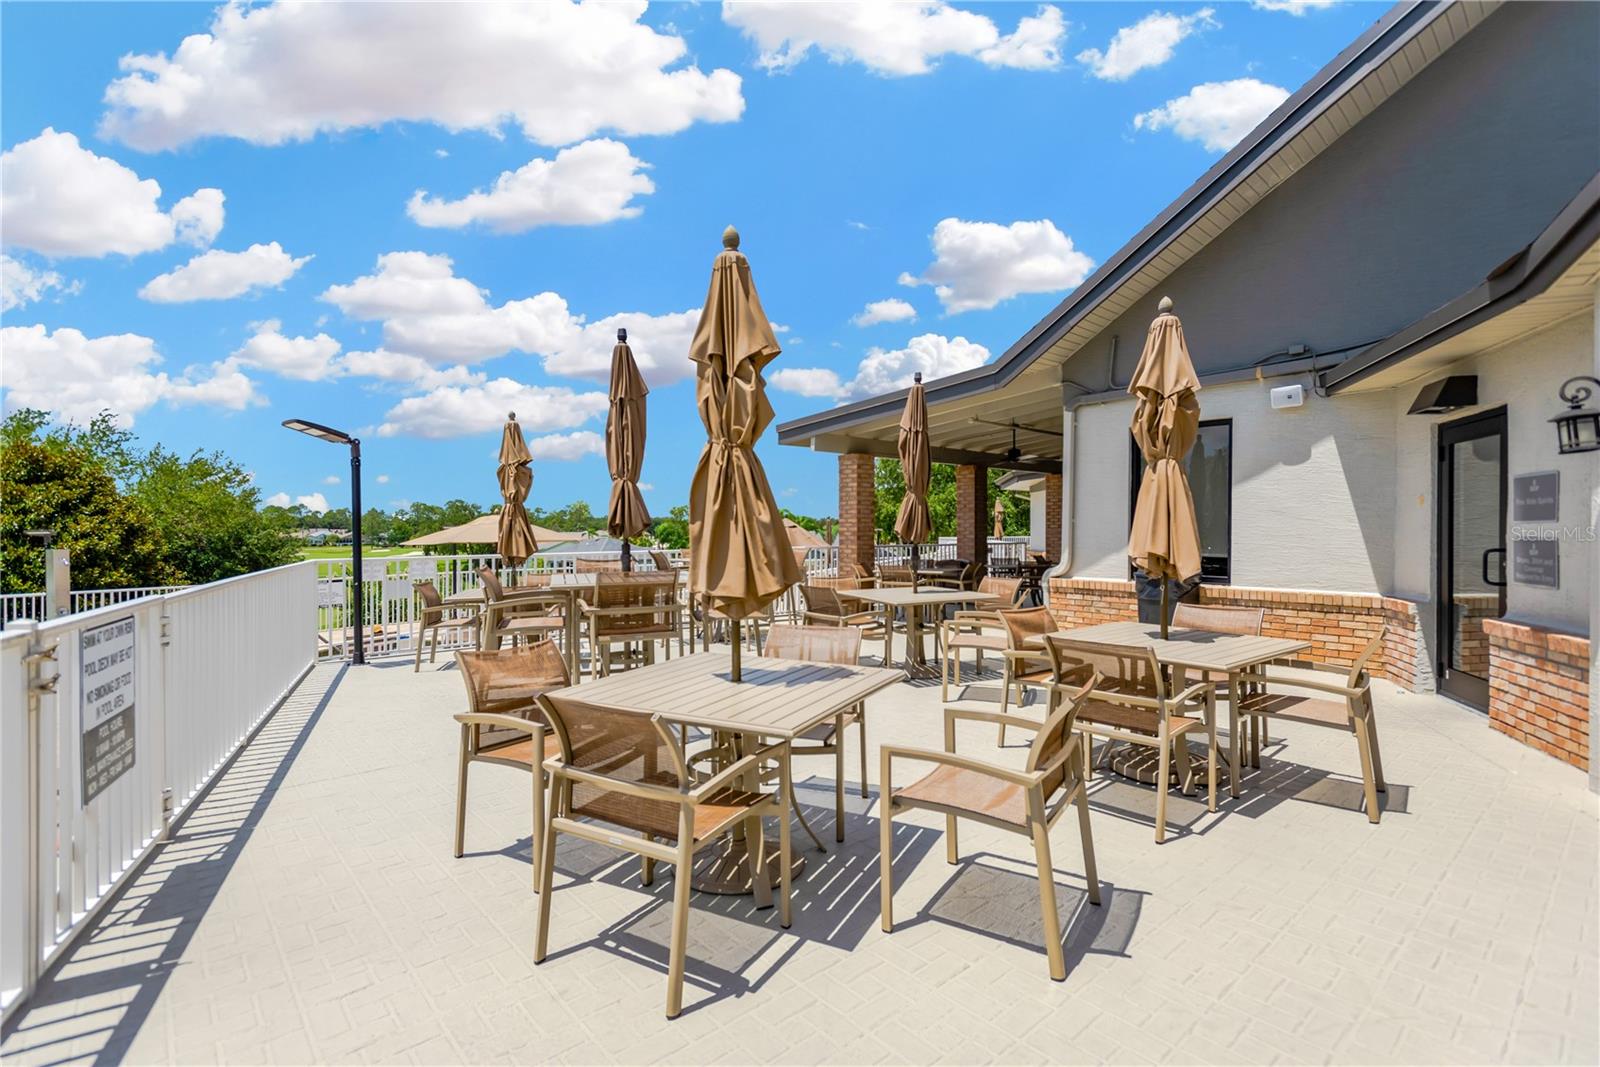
(80, 615, 137, 804)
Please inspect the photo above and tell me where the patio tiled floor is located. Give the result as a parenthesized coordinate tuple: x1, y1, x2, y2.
(3, 639, 1596, 1064)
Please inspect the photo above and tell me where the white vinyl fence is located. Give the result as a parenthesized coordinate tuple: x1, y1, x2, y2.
(0, 586, 190, 628)
(0, 560, 315, 1023)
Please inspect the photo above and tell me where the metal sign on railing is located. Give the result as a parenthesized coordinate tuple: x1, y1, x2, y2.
(78, 615, 136, 805)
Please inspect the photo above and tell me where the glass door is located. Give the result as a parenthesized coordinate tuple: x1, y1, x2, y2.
(1436, 409, 1507, 708)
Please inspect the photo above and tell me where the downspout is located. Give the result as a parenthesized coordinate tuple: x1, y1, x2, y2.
(1046, 380, 1094, 584)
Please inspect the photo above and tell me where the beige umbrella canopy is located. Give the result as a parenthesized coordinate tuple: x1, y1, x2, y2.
(606, 328, 651, 570)
(496, 413, 538, 570)
(993, 496, 1006, 540)
(687, 226, 800, 677)
(895, 373, 931, 563)
(1127, 296, 1203, 636)
(402, 515, 579, 547)
(783, 518, 827, 548)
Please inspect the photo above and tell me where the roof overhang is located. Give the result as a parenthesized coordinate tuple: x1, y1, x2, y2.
(777, 0, 1497, 462)
(1318, 172, 1600, 393)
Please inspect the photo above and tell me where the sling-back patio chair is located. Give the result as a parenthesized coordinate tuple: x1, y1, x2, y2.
(1235, 629, 1389, 823)
(1043, 636, 1217, 843)
(414, 580, 478, 671)
(879, 670, 1102, 982)
(453, 642, 570, 885)
(994, 607, 1059, 742)
(534, 690, 791, 1018)
(477, 566, 566, 652)
(848, 561, 874, 582)
(574, 556, 624, 573)
(762, 624, 868, 844)
(939, 576, 1025, 699)
(1171, 602, 1268, 770)
(579, 572, 683, 677)
(801, 583, 889, 665)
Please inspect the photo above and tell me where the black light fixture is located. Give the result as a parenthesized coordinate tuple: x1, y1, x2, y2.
(1005, 423, 1022, 463)
(282, 418, 365, 664)
(1551, 376, 1600, 455)
(1407, 375, 1477, 415)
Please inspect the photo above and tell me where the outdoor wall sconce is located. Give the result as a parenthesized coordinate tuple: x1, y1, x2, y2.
(1551, 376, 1600, 454)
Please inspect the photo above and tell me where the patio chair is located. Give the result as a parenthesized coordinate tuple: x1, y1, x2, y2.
(801, 583, 888, 665)
(995, 607, 1059, 742)
(453, 643, 570, 885)
(574, 556, 623, 573)
(879, 670, 1101, 981)
(1043, 636, 1217, 843)
(534, 690, 791, 1018)
(478, 567, 566, 651)
(579, 572, 683, 677)
(413, 580, 478, 671)
(1235, 629, 1388, 823)
(1171, 602, 1267, 764)
(939, 576, 1026, 699)
(648, 549, 679, 572)
(762, 624, 868, 843)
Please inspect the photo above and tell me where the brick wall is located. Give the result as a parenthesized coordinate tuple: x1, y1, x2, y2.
(1046, 578, 1428, 690)
(955, 464, 987, 565)
(1483, 619, 1591, 772)
(838, 453, 876, 576)
(1043, 473, 1062, 562)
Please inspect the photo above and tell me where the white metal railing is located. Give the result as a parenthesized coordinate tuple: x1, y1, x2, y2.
(1, 586, 191, 627)
(0, 560, 315, 1023)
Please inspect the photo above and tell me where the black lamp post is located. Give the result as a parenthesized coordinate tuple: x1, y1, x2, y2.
(282, 418, 365, 665)
(1551, 376, 1600, 455)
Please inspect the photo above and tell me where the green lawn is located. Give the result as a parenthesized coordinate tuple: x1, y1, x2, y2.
(296, 545, 416, 561)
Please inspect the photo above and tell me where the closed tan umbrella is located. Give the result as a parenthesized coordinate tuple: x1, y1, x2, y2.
(993, 496, 1005, 540)
(496, 412, 538, 576)
(606, 328, 651, 571)
(895, 372, 931, 577)
(687, 226, 801, 680)
(1127, 296, 1203, 637)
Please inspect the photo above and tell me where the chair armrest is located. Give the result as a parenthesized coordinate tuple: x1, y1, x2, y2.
(1169, 681, 1214, 708)
(943, 706, 1046, 734)
(1002, 648, 1053, 664)
(453, 712, 547, 733)
(880, 744, 1041, 788)
(1246, 671, 1365, 699)
(689, 741, 789, 799)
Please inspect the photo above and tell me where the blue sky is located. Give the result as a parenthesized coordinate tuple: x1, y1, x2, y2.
(1, 1, 1377, 520)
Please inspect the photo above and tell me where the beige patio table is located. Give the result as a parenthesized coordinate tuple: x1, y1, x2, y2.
(838, 586, 1000, 673)
(1033, 621, 1309, 797)
(541, 651, 904, 900)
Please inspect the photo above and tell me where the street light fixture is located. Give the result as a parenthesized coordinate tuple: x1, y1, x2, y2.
(282, 418, 366, 664)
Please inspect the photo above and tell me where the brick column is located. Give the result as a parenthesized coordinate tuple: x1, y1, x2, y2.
(838, 453, 876, 576)
(955, 464, 987, 565)
(1043, 472, 1062, 562)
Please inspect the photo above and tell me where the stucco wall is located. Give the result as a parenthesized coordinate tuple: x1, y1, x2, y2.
(1070, 1, 1599, 391)
(1072, 377, 1397, 594)
(1029, 488, 1046, 550)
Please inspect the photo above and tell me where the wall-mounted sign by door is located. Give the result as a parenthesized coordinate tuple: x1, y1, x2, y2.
(80, 615, 137, 805)
(1512, 471, 1559, 522)
(1511, 538, 1560, 589)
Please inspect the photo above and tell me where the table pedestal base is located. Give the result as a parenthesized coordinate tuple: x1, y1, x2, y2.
(690, 837, 804, 897)
(1105, 743, 1232, 787)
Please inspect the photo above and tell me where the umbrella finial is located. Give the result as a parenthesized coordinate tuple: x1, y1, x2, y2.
(913, 372, 922, 384)
(1158, 295, 1173, 313)
(617, 327, 627, 342)
(508, 411, 517, 421)
(722, 225, 740, 250)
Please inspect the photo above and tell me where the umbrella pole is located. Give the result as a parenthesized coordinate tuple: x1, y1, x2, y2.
(1160, 581, 1170, 640)
(730, 620, 742, 682)
(621, 541, 632, 572)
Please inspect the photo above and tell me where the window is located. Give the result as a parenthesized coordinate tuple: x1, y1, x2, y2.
(1128, 419, 1232, 582)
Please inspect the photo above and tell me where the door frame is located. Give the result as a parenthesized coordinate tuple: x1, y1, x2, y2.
(1435, 406, 1508, 709)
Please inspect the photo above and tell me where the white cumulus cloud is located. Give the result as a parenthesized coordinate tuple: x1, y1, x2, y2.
(263, 492, 291, 508)
(851, 298, 918, 327)
(139, 242, 311, 303)
(407, 139, 653, 233)
(1251, 0, 1338, 13)
(1, 254, 77, 310)
(771, 333, 990, 402)
(0, 323, 261, 425)
(376, 474, 391, 484)
(321, 251, 700, 386)
(724, 1, 1066, 75)
(901, 218, 1094, 314)
(525, 430, 605, 461)
(295, 492, 330, 513)
(377, 378, 609, 439)
(231, 320, 342, 381)
(1134, 78, 1290, 152)
(99, 1, 743, 151)
(0, 128, 225, 258)
(1077, 8, 1216, 81)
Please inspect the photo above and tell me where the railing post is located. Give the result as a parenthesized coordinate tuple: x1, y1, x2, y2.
(13, 621, 52, 1007)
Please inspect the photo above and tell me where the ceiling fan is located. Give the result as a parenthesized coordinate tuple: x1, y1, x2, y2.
(1005, 423, 1022, 463)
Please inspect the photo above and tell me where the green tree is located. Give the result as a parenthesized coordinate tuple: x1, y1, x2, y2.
(131, 445, 301, 584)
(873, 458, 1030, 541)
(0, 410, 176, 592)
(649, 505, 690, 549)
(530, 500, 605, 535)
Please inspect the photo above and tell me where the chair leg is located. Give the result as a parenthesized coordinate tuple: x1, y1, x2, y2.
(641, 834, 655, 886)
(1353, 719, 1382, 825)
(1074, 780, 1101, 906)
(1155, 730, 1171, 844)
(1206, 691, 1218, 814)
(777, 793, 792, 930)
(454, 727, 470, 858)
(998, 663, 1012, 746)
(415, 626, 424, 672)
(1031, 816, 1066, 981)
(879, 751, 895, 932)
(1365, 706, 1387, 791)
(945, 814, 959, 864)
(1226, 676, 1242, 799)
(835, 727, 846, 844)
(858, 711, 869, 799)
(533, 803, 558, 963)
(665, 834, 694, 1019)
(430, 627, 439, 664)
(531, 766, 545, 891)
(941, 639, 950, 700)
